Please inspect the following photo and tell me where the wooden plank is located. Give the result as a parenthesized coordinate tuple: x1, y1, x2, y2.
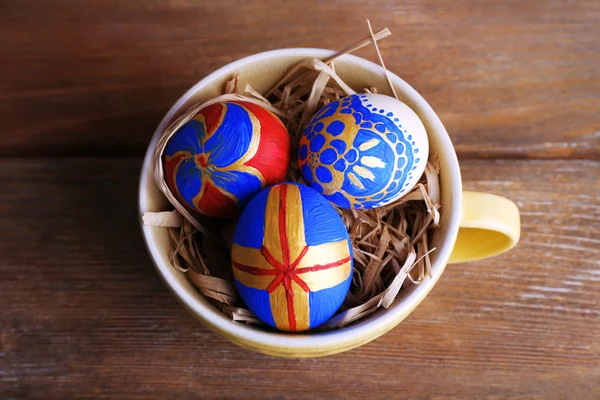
(0, 1, 598, 158)
(1, 158, 598, 399)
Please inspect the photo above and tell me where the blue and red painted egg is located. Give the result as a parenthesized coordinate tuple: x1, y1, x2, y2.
(163, 100, 290, 218)
(231, 183, 353, 332)
(298, 93, 429, 209)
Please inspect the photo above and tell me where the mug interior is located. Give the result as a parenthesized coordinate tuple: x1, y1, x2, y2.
(138, 48, 461, 356)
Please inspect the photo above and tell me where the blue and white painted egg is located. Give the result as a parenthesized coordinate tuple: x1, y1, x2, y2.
(298, 93, 429, 209)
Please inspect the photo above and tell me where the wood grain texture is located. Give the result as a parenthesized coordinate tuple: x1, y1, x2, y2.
(1, 158, 598, 399)
(0, 0, 599, 159)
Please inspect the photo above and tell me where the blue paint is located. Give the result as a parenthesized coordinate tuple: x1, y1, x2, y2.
(334, 159, 347, 172)
(299, 144, 308, 161)
(340, 109, 352, 114)
(299, 94, 418, 208)
(312, 181, 324, 193)
(310, 134, 325, 152)
(204, 103, 251, 168)
(415, 158, 421, 163)
(314, 122, 324, 132)
(315, 166, 333, 183)
(330, 139, 347, 154)
(320, 148, 337, 165)
(344, 149, 358, 163)
(414, 149, 419, 153)
(309, 271, 352, 328)
(165, 120, 204, 156)
(299, 184, 349, 245)
(301, 164, 313, 183)
(175, 157, 202, 207)
(232, 186, 269, 249)
(388, 181, 398, 192)
(209, 168, 262, 208)
(408, 135, 412, 140)
(323, 192, 351, 209)
(327, 120, 346, 136)
(235, 281, 276, 328)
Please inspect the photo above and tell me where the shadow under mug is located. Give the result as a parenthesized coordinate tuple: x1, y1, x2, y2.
(139, 48, 520, 357)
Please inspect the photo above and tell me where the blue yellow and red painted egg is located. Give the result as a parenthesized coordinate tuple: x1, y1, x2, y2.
(163, 100, 290, 218)
(231, 183, 353, 332)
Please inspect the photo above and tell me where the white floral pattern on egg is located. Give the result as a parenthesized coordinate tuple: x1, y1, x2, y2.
(298, 93, 429, 209)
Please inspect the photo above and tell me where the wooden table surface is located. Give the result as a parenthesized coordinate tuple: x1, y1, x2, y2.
(1, 1, 599, 399)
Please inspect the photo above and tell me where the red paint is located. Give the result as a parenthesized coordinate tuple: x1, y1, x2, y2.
(236, 101, 290, 184)
(278, 185, 290, 266)
(295, 256, 352, 273)
(200, 102, 224, 138)
(196, 180, 237, 218)
(196, 154, 208, 168)
(233, 185, 350, 331)
(163, 153, 186, 195)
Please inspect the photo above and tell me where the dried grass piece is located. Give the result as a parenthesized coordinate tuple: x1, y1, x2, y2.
(162, 21, 441, 331)
(142, 210, 182, 228)
(366, 19, 399, 100)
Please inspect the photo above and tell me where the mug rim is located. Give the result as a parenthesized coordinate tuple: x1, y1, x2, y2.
(138, 48, 462, 356)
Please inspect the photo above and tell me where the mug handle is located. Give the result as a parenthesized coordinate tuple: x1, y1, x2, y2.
(449, 191, 521, 264)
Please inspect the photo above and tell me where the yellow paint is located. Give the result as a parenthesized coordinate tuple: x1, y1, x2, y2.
(360, 156, 386, 168)
(449, 191, 521, 263)
(231, 244, 272, 270)
(263, 185, 283, 264)
(232, 268, 274, 290)
(358, 139, 379, 151)
(352, 165, 376, 181)
(284, 185, 306, 262)
(269, 283, 309, 331)
(269, 285, 290, 331)
(347, 172, 364, 189)
(299, 261, 352, 292)
(297, 241, 352, 291)
(291, 280, 310, 331)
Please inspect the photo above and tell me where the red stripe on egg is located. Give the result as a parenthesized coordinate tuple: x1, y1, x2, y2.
(235, 101, 290, 185)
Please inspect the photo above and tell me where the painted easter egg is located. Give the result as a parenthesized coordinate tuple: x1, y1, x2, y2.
(298, 93, 429, 209)
(163, 100, 290, 218)
(231, 183, 353, 332)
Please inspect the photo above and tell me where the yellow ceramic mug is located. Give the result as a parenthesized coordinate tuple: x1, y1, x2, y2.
(138, 48, 520, 357)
